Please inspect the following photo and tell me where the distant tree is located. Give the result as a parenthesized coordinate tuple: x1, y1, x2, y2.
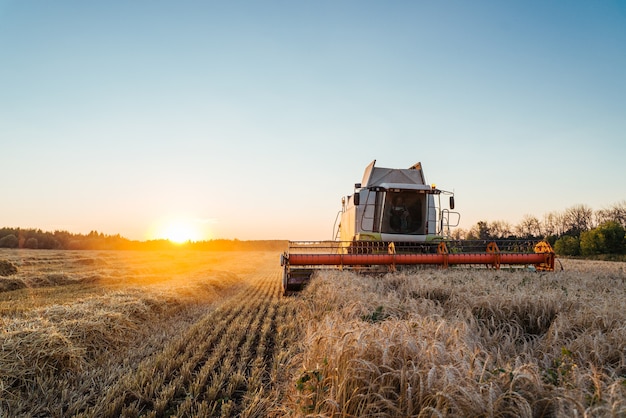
(24, 237, 38, 249)
(580, 221, 625, 256)
(466, 221, 490, 240)
(465, 221, 513, 240)
(67, 239, 85, 250)
(595, 201, 626, 228)
(39, 236, 61, 249)
(599, 221, 626, 254)
(516, 214, 542, 238)
(580, 230, 603, 256)
(563, 204, 594, 236)
(0, 234, 19, 248)
(542, 211, 567, 237)
(554, 235, 580, 256)
(0, 228, 18, 239)
(489, 220, 513, 239)
(449, 228, 467, 240)
(53, 230, 73, 248)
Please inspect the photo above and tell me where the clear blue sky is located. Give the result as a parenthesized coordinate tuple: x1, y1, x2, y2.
(1, 1, 625, 241)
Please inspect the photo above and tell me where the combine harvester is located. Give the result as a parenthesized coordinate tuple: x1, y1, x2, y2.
(281, 160, 555, 294)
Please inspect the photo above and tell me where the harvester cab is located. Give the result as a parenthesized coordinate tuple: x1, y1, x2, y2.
(335, 160, 459, 246)
(281, 160, 555, 295)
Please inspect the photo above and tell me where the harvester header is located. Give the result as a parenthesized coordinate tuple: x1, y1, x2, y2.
(281, 160, 555, 294)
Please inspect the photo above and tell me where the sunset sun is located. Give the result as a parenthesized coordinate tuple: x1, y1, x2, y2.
(155, 219, 205, 244)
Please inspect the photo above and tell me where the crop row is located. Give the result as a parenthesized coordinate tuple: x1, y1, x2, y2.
(76, 267, 299, 417)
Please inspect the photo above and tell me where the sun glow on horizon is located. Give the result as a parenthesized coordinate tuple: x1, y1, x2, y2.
(150, 218, 211, 243)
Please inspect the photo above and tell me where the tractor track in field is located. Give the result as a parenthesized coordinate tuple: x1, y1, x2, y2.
(77, 267, 299, 418)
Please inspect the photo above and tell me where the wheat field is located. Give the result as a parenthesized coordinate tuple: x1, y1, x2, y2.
(1, 250, 625, 417)
(289, 259, 626, 417)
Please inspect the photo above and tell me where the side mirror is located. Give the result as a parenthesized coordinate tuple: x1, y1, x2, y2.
(449, 196, 455, 210)
(353, 183, 362, 206)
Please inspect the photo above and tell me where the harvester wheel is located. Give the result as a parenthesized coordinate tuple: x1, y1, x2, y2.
(282, 268, 288, 295)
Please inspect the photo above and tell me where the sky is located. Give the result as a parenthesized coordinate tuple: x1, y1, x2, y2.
(1, 1, 625, 242)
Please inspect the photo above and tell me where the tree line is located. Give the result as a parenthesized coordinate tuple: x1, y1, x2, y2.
(0, 228, 288, 252)
(1, 200, 624, 257)
(451, 201, 626, 258)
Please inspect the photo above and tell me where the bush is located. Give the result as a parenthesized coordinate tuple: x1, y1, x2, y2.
(554, 235, 580, 256)
(24, 238, 38, 249)
(580, 221, 625, 256)
(0, 234, 19, 248)
(598, 221, 625, 254)
(580, 229, 602, 256)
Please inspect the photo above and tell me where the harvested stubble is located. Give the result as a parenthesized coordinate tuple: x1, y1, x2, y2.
(0, 249, 302, 418)
(287, 260, 626, 417)
(77, 270, 300, 417)
(0, 251, 262, 415)
(0, 259, 18, 276)
(0, 290, 195, 416)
